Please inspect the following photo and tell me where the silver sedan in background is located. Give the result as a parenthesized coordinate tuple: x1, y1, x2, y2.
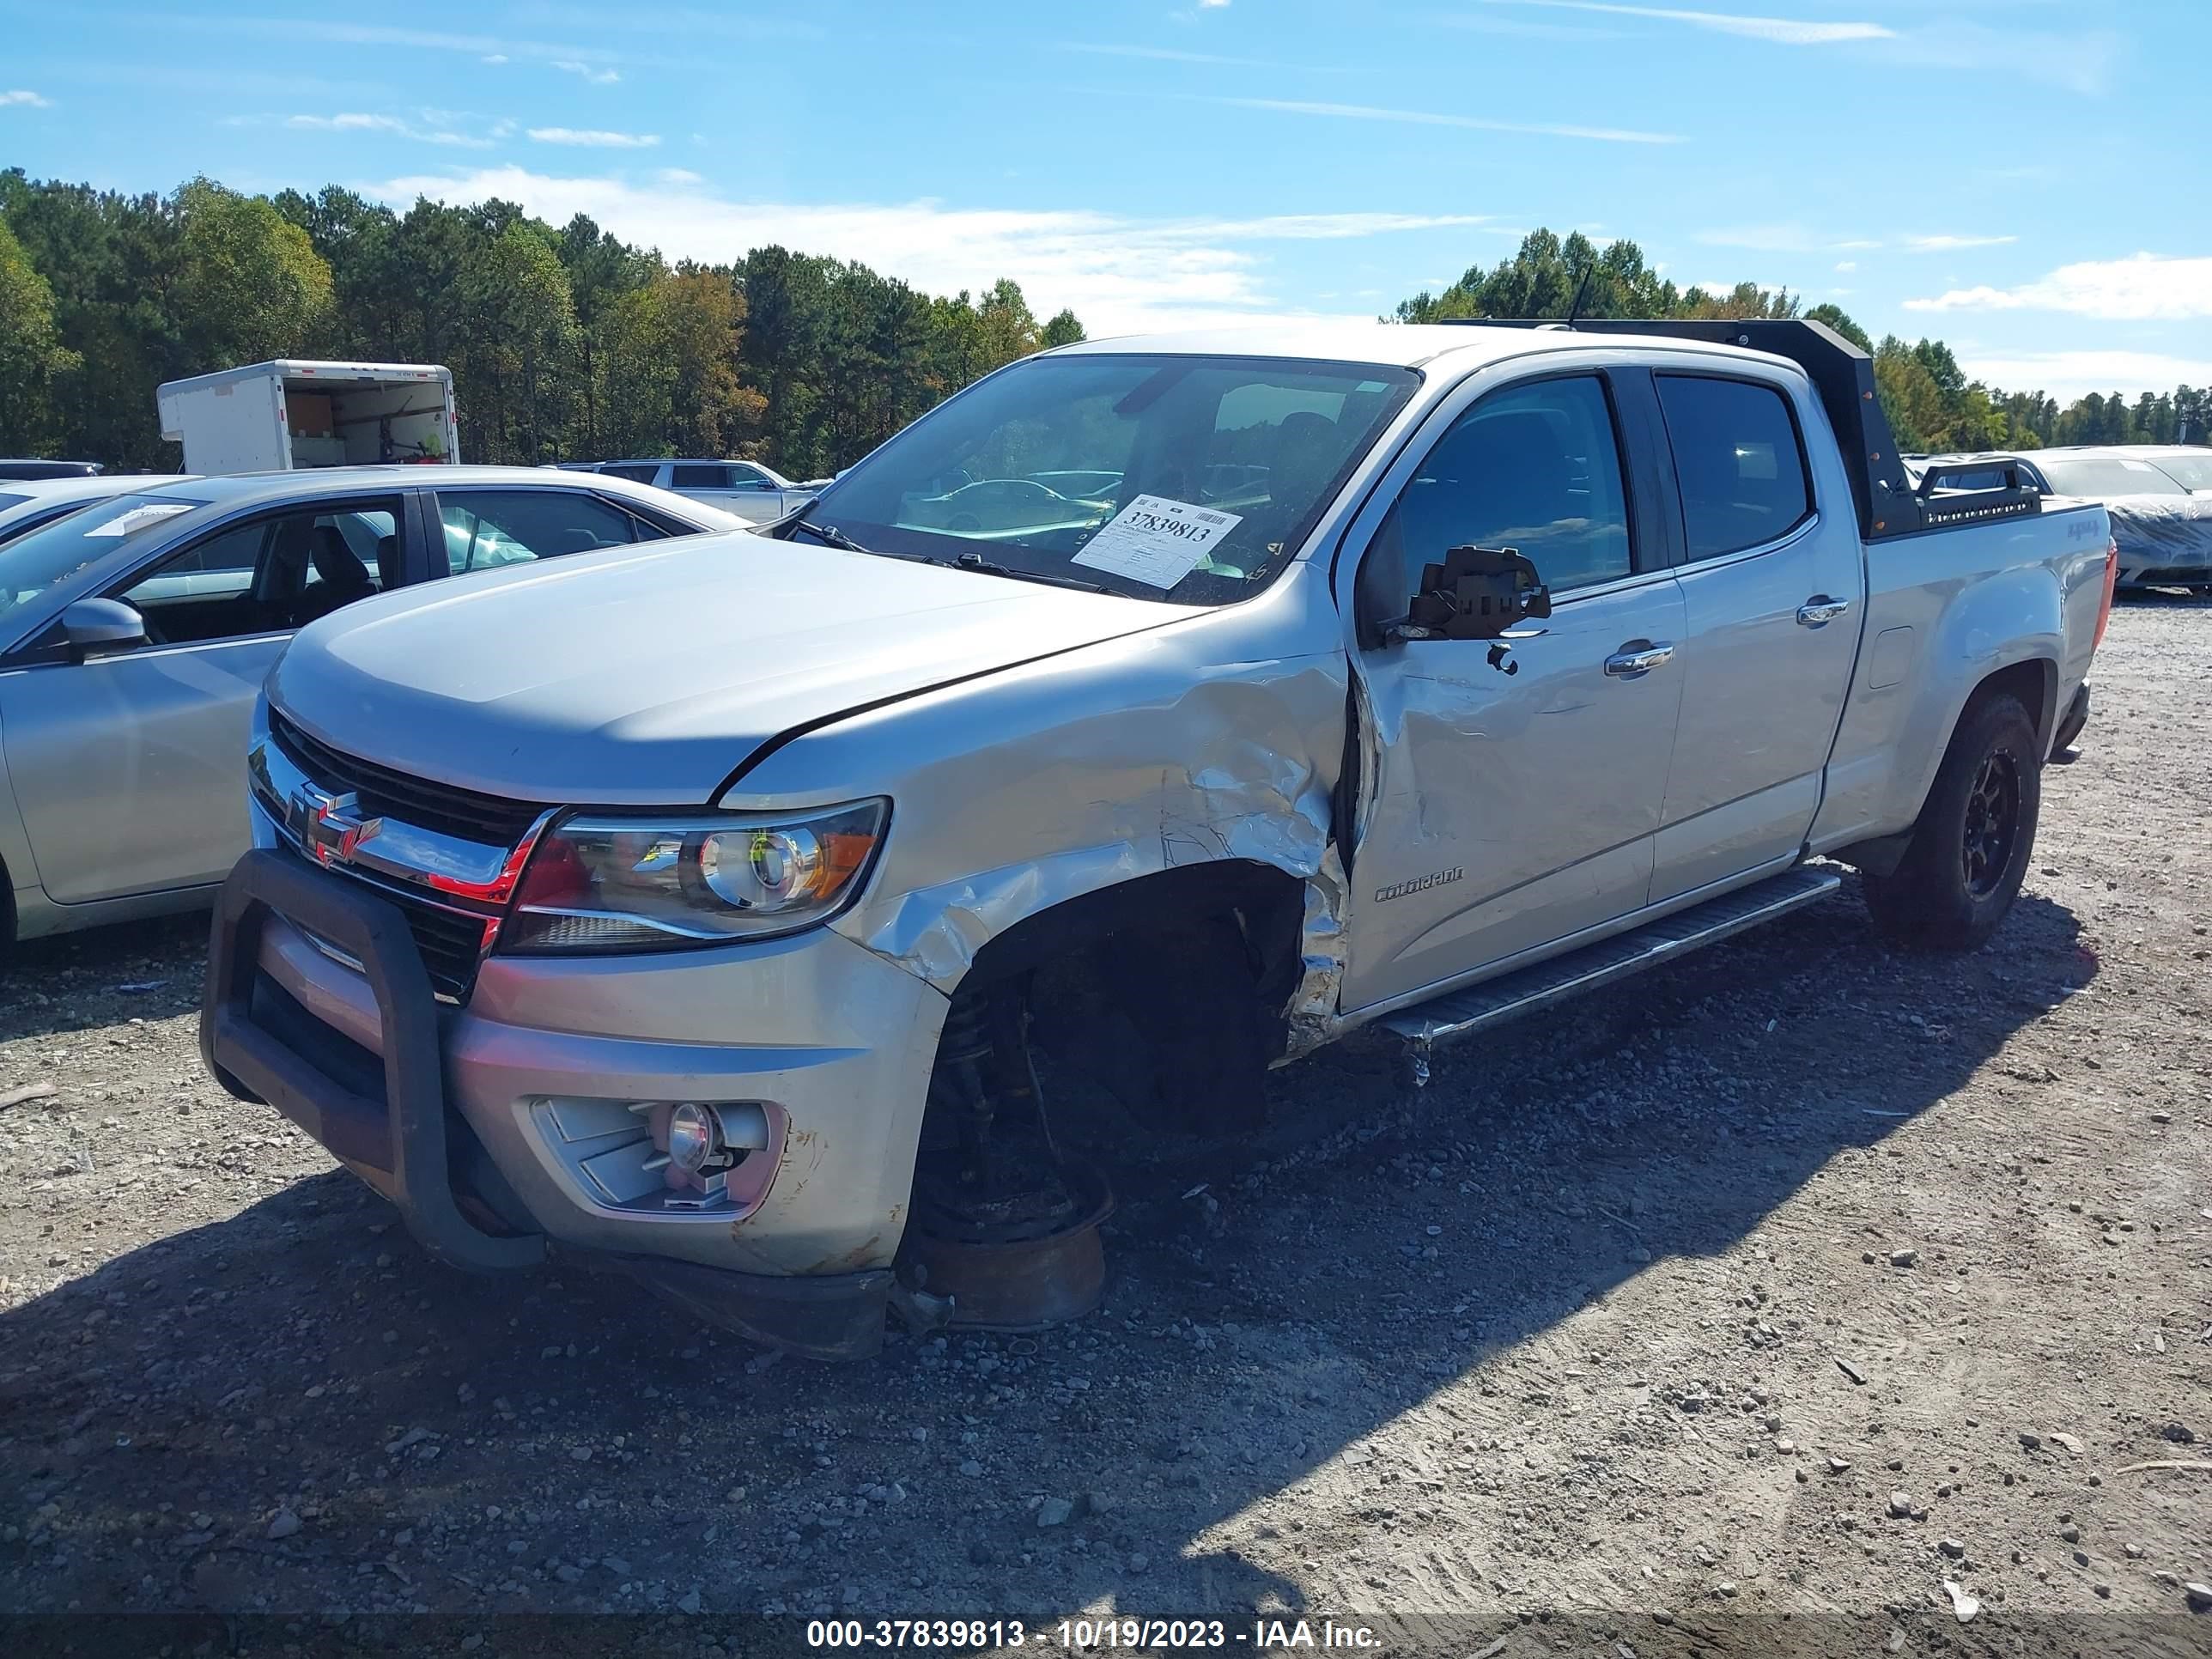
(0, 465, 738, 945)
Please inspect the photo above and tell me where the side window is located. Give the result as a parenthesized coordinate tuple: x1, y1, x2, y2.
(670, 464, 732, 489)
(1654, 376, 1814, 560)
(115, 501, 400, 646)
(603, 464, 661, 484)
(1370, 375, 1633, 602)
(725, 465, 775, 492)
(439, 490, 642, 574)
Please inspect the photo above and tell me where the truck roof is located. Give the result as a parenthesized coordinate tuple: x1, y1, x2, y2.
(1054, 319, 1789, 373)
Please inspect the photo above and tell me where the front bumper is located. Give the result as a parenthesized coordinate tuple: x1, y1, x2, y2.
(202, 845, 948, 1358)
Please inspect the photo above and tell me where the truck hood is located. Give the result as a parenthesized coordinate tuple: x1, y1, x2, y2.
(269, 530, 1188, 806)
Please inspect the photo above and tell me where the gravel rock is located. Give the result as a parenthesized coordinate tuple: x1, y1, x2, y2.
(1889, 1492, 1914, 1519)
(1035, 1498, 1074, 1528)
(1940, 1539, 1966, 1559)
(2184, 1583, 2212, 1612)
(1888, 1249, 1917, 1267)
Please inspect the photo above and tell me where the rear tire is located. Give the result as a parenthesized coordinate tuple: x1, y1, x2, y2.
(1862, 692, 2040, 952)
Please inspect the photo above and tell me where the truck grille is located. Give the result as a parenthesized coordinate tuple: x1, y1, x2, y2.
(270, 710, 549, 848)
(386, 889, 496, 1002)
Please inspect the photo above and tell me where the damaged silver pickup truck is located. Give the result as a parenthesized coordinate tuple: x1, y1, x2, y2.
(202, 319, 2118, 1358)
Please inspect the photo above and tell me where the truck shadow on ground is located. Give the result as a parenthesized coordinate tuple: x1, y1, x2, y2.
(0, 883, 2094, 1622)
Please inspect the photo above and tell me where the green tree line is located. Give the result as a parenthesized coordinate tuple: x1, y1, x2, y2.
(3, 185, 2203, 476)
(1398, 230, 2210, 455)
(0, 169, 1083, 478)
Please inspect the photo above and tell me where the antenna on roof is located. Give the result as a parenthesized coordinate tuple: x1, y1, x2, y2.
(1564, 258, 1596, 329)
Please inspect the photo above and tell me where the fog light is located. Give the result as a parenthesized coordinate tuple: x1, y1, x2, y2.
(663, 1102, 773, 1176)
(667, 1103, 726, 1175)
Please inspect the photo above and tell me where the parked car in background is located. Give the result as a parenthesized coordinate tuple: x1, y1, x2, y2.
(0, 467, 737, 945)
(0, 459, 105, 481)
(0, 474, 195, 549)
(568, 459, 815, 523)
(204, 319, 2113, 1358)
(1908, 445, 2212, 592)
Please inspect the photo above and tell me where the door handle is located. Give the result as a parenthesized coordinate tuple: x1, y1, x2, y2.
(1797, 595, 1852, 627)
(1604, 640, 1674, 678)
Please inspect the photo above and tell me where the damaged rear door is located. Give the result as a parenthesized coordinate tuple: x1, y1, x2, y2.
(1335, 365, 1686, 1011)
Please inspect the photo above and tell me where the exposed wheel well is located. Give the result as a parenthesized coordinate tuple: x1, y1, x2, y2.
(1834, 657, 2057, 878)
(950, 860, 1311, 1138)
(1973, 657, 2057, 754)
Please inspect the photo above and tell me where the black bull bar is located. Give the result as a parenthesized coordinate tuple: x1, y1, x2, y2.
(200, 847, 544, 1273)
(199, 848, 896, 1358)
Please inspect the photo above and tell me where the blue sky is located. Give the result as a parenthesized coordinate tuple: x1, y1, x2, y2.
(5, 0, 2209, 401)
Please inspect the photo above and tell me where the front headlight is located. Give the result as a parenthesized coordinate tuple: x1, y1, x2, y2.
(503, 799, 888, 953)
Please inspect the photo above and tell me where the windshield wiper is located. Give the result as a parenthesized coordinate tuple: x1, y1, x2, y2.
(787, 516, 875, 556)
(789, 516, 1118, 594)
(951, 550, 1116, 595)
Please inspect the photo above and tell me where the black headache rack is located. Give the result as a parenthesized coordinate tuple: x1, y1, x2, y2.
(1456, 318, 2041, 541)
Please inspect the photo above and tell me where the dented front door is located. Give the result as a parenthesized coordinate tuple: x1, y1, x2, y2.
(1334, 368, 1686, 1012)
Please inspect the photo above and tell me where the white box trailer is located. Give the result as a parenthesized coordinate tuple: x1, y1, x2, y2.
(156, 360, 459, 475)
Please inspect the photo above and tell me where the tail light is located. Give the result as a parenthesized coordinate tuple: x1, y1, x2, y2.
(2093, 538, 2118, 651)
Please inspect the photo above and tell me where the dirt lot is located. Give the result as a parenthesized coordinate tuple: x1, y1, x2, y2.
(2, 598, 2208, 1653)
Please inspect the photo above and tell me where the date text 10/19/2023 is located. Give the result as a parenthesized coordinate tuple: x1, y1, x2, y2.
(805, 1620, 1383, 1650)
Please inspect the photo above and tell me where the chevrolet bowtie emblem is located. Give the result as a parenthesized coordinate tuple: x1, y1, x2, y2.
(287, 784, 383, 866)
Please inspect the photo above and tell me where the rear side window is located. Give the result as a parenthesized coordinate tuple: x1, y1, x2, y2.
(1656, 376, 1814, 560)
(603, 464, 662, 485)
(670, 464, 731, 489)
(438, 489, 647, 574)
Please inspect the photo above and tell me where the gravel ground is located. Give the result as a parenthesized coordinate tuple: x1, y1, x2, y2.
(2, 598, 2208, 1651)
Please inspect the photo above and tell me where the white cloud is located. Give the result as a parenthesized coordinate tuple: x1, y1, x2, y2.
(287, 112, 493, 148)
(1955, 349, 2212, 402)
(365, 166, 1492, 334)
(552, 60, 622, 84)
(526, 127, 660, 149)
(1834, 260, 1857, 273)
(1213, 95, 1680, 144)
(1480, 0, 1893, 45)
(1905, 254, 2212, 321)
(1902, 234, 2017, 252)
(482, 53, 508, 64)
(1, 88, 53, 107)
(1200, 0, 1231, 7)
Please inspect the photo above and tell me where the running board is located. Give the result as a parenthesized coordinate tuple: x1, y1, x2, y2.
(1378, 866, 1844, 1063)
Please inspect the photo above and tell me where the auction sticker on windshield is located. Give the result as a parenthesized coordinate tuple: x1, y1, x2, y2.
(1073, 495, 1242, 588)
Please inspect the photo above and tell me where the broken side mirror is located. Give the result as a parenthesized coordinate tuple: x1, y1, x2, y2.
(1386, 544, 1552, 642)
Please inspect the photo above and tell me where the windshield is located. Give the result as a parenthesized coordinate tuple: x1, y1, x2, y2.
(0, 491, 27, 514)
(0, 492, 204, 628)
(802, 353, 1420, 603)
(2035, 456, 2190, 499)
(2148, 451, 2212, 491)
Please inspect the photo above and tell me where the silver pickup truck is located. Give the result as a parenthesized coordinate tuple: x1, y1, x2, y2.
(202, 319, 2118, 1358)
